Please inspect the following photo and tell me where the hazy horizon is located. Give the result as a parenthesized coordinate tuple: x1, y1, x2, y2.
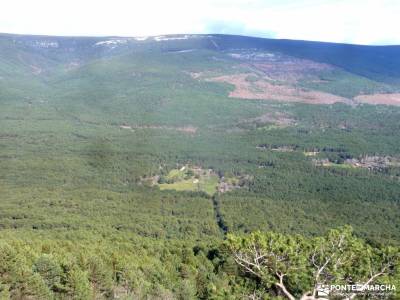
(1, 0, 399, 46)
(2, 31, 400, 47)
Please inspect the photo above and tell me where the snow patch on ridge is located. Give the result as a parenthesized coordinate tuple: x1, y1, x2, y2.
(28, 41, 59, 48)
(171, 49, 195, 53)
(134, 36, 149, 41)
(95, 39, 129, 46)
(154, 35, 190, 41)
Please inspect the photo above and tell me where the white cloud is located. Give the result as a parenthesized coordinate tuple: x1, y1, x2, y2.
(0, 0, 399, 45)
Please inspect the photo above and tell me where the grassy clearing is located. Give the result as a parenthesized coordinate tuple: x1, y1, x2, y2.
(158, 167, 219, 195)
(159, 179, 199, 193)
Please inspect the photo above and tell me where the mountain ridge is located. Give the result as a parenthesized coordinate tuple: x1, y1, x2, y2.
(1, 32, 400, 84)
(2, 32, 400, 46)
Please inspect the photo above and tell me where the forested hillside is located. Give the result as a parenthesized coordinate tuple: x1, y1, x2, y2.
(0, 33, 399, 299)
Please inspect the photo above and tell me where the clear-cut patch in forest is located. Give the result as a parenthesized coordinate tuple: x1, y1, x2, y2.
(227, 50, 335, 83)
(119, 124, 197, 134)
(312, 156, 400, 170)
(207, 73, 350, 104)
(256, 144, 298, 152)
(238, 111, 297, 130)
(139, 165, 251, 195)
(354, 93, 400, 106)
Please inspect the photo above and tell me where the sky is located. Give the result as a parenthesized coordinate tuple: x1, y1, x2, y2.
(0, 0, 399, 45)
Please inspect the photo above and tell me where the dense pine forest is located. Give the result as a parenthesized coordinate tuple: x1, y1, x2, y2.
(0, 33, 399, 299)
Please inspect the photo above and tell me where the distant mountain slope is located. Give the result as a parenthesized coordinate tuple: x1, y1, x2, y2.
(1, 33, 400, 83)
(210, 35, 400, 83)
(1, 32, 400, 108)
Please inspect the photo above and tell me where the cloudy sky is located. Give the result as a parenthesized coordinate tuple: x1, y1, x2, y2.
(0, 0, 399, 45)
